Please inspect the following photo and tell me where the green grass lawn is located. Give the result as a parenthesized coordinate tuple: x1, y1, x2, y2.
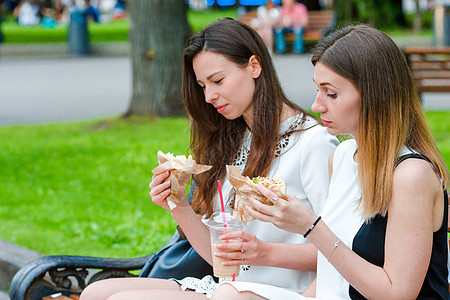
(425, 111, 450, 164)
(0, 116, 190, 258)
(0, 112, 449, 258)
(1, 8, 237, 44)
(2, 18, 129, 43)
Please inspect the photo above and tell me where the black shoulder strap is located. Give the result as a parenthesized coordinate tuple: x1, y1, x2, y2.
(395, 153, 431, 167)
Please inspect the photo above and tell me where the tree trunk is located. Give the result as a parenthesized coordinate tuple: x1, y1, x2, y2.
(126, 0, 191, 117)
(344, 0, 354, 21)
(413, 0, 422, 33)
(335, 0, 357, 25)
(393, 0, 407, 27)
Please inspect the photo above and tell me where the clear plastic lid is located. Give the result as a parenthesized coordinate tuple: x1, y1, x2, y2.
(206, 211, 245, 230)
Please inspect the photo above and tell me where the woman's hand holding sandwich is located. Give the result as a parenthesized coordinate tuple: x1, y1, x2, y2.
(246, 184, 318, 235)
(149, 170, 189, 211)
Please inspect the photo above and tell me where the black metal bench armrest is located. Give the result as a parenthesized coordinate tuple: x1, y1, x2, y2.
(8, 254, 152, 300)
(9, 231, 180, 300)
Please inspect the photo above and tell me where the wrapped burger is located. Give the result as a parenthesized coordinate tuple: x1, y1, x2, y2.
(226, 165, 287, 223)
(152, 151, 212, 210)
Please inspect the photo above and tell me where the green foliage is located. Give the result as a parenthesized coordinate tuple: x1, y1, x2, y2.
(0, 112, 448, 257)
(404, 11, 434, 31)
(188, 8, 237, 33)
(1, 9, 237, 44)
(334, 0, 433, 31)
(2, 19, 128, 43)
(2, 23, 64, 43)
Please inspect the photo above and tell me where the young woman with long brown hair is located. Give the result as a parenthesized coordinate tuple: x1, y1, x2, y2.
(213, 24, 449, 299)
(80, 18, 338, 300)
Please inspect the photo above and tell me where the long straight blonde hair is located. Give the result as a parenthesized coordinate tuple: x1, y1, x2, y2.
(312, 25, 448, 220)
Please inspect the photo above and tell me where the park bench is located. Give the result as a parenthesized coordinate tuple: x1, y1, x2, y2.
(403, 47, 450, 101)
(8, 232, 179, 300)
(10, 205, 450, 299)
(238, 9, 337, 45)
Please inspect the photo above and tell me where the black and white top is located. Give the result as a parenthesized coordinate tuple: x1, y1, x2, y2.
(178, 114, 338, 298)
(317, 139, 449, 299)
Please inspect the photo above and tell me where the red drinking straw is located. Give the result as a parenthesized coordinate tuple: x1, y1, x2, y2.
(217, 180, 227, 228)
(218, 180, 236, 281)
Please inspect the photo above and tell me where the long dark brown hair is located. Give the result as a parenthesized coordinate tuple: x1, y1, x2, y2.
(183, 18, 315, 217)
(311, 25, 448, 219)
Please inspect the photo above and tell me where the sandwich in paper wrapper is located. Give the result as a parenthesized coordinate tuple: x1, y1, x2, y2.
(226, 165, 287, 223)
(152, 151, 212, 210)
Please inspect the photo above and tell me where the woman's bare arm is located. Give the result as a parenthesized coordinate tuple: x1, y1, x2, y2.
(305, 159, 442, 299)
(247, 158, 443, 299)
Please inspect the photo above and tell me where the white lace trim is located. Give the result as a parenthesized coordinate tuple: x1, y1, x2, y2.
(174, 275, 218, 298)
(229, 114, 307, 273)
(232, 114, 305, 167)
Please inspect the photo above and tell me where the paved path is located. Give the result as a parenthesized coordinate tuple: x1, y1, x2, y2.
(1, 53, 448, 126)
(0, 56, 131, 125)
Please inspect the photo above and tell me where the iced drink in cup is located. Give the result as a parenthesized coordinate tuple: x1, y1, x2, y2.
(207, 211, 245, 278)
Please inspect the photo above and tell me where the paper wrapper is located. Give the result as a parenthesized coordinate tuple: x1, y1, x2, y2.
(152, 151, 212, 210)
(226, 165, 287, 223)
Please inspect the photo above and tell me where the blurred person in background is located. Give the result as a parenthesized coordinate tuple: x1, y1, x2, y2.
(274, 0, 308, 54)
(2, 0, 20, 13)
(14, 0, 41, 26)
(250, 0, 280, 55)
(112, 0, 125, 20)
(85, 0, 99, 22)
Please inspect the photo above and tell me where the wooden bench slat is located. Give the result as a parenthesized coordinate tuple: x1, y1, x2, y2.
(412, 66, 450, 72)
(410, 58, 450, 63)
(412, 74, 450, 79)
(416, 79, 450, 84)
(238, 9, 336, 45)
(412, 70, 450, 77)
(417, 85, 450, 93)
(413, 75, 450, 79)
(404, 47, 450, 55)
(404, 47, 450, 99)
(413, 68, 450, 72)
(410, 60, 450, 64)
(304, 32, 323, 41)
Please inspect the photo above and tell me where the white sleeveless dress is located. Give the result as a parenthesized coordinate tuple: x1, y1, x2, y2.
(222, 139, 420, 299)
